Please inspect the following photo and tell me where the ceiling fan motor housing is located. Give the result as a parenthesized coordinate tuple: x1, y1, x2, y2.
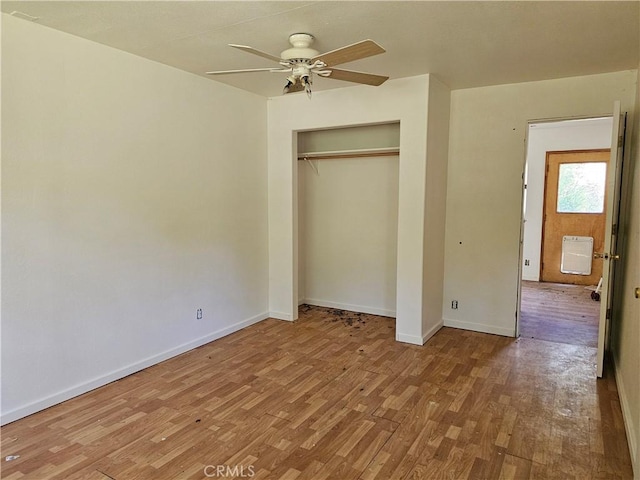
(280, 33, 319, 61)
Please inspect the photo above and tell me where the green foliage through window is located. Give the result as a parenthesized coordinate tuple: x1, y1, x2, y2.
(556, 162, 606, 214)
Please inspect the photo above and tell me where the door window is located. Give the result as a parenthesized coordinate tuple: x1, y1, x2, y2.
(556, 162, 607, 213)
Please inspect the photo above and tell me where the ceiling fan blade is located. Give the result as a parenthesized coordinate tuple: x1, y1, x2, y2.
(229, 44, 283, 63)
(324, 68, 388, 86)
(206, 68, 289, 75)
(312, 40, 385, 67)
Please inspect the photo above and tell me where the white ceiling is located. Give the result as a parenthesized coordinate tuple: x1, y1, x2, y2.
(2, 1, 638, 97)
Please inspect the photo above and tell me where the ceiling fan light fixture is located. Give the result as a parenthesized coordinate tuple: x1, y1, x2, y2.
(283, 74, 297, 94)
(301, 74, 312, 98)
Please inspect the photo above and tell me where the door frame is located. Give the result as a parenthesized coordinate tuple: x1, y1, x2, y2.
(516, 114, 614, 338)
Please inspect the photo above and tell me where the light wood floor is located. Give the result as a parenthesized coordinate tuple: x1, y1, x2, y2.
(1, 306, 633, 479)
(520, 281, 600, 348)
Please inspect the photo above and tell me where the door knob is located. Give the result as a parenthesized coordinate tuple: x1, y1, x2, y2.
(635, 287, 640, 299)
(593, 252, 620, 260)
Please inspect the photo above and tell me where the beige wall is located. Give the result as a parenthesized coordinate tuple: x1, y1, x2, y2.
(298, 156, 399, 316)
(423, 76, 451, 337)
(444, 70, 637, 336)
(1, 15, 269, 423)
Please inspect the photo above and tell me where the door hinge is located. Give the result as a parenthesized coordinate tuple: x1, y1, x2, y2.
(612, 224, 618, 236)
(606, 308, 611, 320)
(618, 135, 623, 148)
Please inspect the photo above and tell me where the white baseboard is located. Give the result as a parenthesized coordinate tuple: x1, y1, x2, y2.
(269, 311, 295, 321)
(302, 298, 396, 318)
(443, 317, 515, 337)
(396, 321, 443, 346)
(614, 359, 638, 478)
(396, 332, 424, 345)
(0, 312, 269, 426)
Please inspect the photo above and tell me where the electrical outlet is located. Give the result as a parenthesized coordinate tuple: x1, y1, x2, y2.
(524, 259, 530, 266)
(451, 300, 458, 310)
(196, 308, 203, 320)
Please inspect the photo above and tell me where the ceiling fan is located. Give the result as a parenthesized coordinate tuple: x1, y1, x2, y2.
(206, 33, 388, 97)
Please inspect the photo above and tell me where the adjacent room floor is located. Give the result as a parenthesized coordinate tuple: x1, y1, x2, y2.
(519, 280, 600, 348)
(1, 305, 632, 479)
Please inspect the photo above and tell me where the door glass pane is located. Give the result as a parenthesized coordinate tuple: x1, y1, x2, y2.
(557, 162, 606, 213)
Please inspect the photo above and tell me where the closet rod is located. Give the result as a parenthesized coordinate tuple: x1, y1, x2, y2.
(297, 147, 399, 161)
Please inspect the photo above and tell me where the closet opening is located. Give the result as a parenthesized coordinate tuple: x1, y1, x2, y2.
(296, 122, 400, 321)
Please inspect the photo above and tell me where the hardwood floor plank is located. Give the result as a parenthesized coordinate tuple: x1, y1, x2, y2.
(498, 454, 532, 480)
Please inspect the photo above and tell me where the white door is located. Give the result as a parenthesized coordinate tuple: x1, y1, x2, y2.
(596, 101, 627, 377)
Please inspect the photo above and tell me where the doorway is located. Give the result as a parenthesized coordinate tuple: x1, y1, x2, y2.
(519, 118, 613, 348)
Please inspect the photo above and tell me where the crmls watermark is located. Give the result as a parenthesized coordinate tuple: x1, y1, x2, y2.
(203, 465, 255, 478)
